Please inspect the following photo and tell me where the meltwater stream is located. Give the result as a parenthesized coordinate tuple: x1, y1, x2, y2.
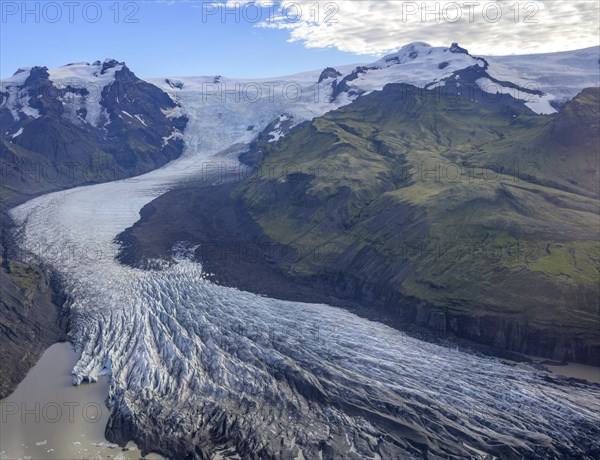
(8, 78, 600, 458)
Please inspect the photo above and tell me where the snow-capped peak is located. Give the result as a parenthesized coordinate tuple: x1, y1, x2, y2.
(0, 59, 127, 128)
(374, 41, 436, 67)
(47, 59, 123, 82)
(319, 43, 598, 114)
(324, 42, 483, 104)
(13, 67, 32, 76)
(373, 42, 474, 69)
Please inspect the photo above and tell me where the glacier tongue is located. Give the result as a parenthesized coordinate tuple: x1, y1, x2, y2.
(9, 62, 600, 458)
(64, 258, 600, 458)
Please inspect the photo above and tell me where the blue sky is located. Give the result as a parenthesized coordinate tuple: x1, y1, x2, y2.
(0, 1, 378, 78)
(1, 1, 598, 79)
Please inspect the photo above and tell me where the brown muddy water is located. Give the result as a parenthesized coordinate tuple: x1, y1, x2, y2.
(0, 342, 164, 460)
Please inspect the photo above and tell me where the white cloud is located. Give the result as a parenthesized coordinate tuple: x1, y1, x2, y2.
(224, 0, 600, 55)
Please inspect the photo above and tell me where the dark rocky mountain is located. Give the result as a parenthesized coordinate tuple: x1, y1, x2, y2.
(1, 60, 187, 206)
(318, 66, 342, 83)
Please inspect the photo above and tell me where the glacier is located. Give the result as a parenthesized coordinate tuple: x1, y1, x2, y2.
(8, 46, 600, 458)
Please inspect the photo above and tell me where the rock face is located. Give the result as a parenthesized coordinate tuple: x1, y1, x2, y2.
(449, 42, 469, 54)
(330, 66, 372, 101)
(318, 67, 342, 83)
(0, 213, 68, 399)
(551, 87, 600, 145)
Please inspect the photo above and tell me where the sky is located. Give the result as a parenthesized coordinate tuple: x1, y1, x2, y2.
(1, 0, 599, 79)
